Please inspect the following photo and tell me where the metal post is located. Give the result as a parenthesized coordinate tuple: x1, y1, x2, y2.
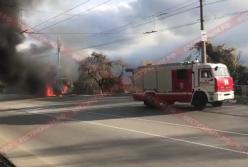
(57, 37, 61, 79)
(200, 0, 207, 63)
(57, 38, 61, 68)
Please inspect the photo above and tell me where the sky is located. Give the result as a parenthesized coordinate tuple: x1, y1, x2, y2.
(18, 0, 248, 66)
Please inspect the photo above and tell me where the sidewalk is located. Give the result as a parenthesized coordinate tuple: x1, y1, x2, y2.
(0, 94, 34, 102)
(236, 96, 248, 105)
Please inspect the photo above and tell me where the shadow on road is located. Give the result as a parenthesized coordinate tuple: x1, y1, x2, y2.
(0, 103, 197, 125)
(0, 103, 79, 113)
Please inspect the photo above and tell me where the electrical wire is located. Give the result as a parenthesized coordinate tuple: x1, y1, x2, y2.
(204, 0, 229, 6)
(93, 0, 229, 35)
(35, 0, 114, 32)
(33, 0, 197, 35)
(205, 9, 248, 21)
(23, 0, 91, 32)
(93, 0, 199, 35)
(74, 20, 200, 52)
(113, 0, 229, 34)
(25, 0, 199, 37)
(24, 0, 232, 53)
(27, 20, 199, 37)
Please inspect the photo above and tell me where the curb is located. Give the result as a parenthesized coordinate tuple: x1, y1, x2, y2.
(235, 96, 248, 105)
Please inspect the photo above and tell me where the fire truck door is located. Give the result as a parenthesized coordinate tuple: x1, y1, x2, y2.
(192, 64, 198, 88)
(199, 69, 215, 92)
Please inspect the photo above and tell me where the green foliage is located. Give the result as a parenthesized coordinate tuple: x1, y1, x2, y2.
(73, 71, 98, 94)
(236, 65, 248, 85)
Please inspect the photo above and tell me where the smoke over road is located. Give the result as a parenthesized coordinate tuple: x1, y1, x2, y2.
(0, 0, 63, 95)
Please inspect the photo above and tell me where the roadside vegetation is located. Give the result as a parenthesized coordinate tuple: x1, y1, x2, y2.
(73, 52, 126, 94)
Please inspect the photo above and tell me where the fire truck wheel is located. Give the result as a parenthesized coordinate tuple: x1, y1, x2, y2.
(144, 93, 159, 108)
(144, 100, 153, 108)
(192, 92, 208, 110)
(211, 101, 223, 107)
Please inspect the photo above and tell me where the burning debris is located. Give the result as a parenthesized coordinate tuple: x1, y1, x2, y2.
(46, 85, 56, 97)
(45, 80, 69, 97)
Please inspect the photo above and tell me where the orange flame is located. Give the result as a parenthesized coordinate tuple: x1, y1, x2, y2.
(46, 85, 56, 97)
(62, 85, 68, 95)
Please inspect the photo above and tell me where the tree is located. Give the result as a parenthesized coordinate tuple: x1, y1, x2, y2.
(73, 70, 98, 94)
(236, 65, 248, 85)
(77, 52, 126, 94)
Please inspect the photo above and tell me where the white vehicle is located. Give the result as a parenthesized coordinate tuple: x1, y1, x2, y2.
(133, 61, 234, 110)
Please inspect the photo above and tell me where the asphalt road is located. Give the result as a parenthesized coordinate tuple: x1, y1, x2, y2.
(0, 95, 248, 167)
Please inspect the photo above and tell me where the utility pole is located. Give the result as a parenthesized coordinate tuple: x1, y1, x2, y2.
(57, 37, 61, 79)
(200, 0, 207, 63)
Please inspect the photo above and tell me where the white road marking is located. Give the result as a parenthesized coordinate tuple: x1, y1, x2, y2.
(85, 121, 248, 156)
(90, 112, 248, 136)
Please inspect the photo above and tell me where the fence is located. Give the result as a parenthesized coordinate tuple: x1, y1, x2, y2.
(235, 85, 248, 97)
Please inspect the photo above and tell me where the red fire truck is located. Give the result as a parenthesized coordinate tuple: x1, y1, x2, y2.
(133, 61, 234, 110)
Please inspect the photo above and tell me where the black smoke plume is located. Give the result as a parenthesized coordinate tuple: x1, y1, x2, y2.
(0, 0, 55, 95)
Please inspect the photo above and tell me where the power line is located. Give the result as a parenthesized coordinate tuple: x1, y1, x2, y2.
(27, 20, 199, 37)
(94, 0, 199, 35)
(129, 6, 200, 32)
(25, 0, 199, 37)
(205, 9, 248, 21)
(24, 0, 230, 52)
(79, 38, 133, 51)
(30, 10, 248, 39)
(25, 3, 202, 38)
(24, 0, 91, 31)
(35, 0, 114, 32)
(31, 9, 246, 38)
(26, 31, 134, 36)
(135, 0, 228, 34)
(25, 0, 229, 36)
(91, 0, 228, 35)
(74, 20, 200, 52)
(204, 0, 229, 6)
(35, 0, 197, 35)
(128, 0, 228, 33)
(141, 0, 197, 20)
(157, 21, 199, 32)
(21, 9, 75, 16)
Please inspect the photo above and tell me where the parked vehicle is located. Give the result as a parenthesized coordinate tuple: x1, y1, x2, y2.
(133, 61, 234, 110)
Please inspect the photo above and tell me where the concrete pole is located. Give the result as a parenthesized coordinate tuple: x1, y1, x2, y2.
(200, 0, 207, 63)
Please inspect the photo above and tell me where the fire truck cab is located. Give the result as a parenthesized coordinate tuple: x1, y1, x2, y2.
(133, 62, 234, 110)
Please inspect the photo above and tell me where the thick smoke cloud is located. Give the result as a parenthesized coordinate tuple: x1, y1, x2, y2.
(0, 0, 22, 83)
(0, 0, 56, 94)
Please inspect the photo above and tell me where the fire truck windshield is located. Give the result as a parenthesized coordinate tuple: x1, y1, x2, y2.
(213, 67, 230, 77)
